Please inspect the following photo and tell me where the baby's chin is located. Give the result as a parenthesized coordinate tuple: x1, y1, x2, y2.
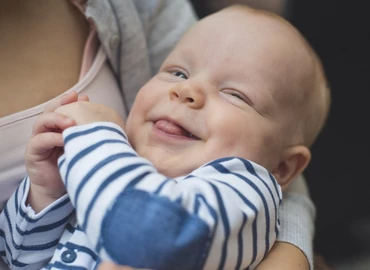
(136, 149, 197, 178)
(155, 163, 194, 179)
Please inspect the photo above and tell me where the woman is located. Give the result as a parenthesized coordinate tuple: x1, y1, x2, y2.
(0, 0, 313, 269)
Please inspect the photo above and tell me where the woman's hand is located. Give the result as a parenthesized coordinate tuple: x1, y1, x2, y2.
(98, 262, 150, 270)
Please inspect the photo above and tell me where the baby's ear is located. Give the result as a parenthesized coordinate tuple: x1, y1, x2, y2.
(271, 146, 311, 191)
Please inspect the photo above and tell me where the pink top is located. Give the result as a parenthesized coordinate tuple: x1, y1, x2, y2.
(0, 30, 127, 210)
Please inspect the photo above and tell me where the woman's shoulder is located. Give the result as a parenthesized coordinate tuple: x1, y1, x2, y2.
(86, 0, 196, 30)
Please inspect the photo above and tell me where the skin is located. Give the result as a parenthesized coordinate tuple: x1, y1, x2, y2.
(98, 262, 150, 270)
(255, 242, 309, 269)
(25, 92, 89, 212)
(26, 6, 316, 270)
(0, 0, 88, 117)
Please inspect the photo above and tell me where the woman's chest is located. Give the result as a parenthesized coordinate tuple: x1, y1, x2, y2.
(0, 0, 89, 117)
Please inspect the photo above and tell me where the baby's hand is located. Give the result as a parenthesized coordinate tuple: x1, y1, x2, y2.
(55, 101, 125, 130)
(25, 91, 88, 212)
(25, 112, 75, 199)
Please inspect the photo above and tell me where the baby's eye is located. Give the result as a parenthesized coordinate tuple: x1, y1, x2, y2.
(172, 71, 188, 79)
(230, 92, 244, 101)
(227, 91, 251, 105)
(222, 89, 255, 107)
(221, 89, 259, 113)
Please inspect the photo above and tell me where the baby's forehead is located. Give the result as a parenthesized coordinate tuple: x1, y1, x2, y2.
(214, 6, 293, 34)
(194, 7, 310, 58)
(170, 6, 316, 97)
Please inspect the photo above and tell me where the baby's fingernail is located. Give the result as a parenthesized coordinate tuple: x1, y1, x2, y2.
(60, 94, 70, 104)
(64, 118, 75, 124)
(60, 91, 77, 104)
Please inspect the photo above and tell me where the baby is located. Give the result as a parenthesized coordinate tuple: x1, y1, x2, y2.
(1, 5, 330, 270)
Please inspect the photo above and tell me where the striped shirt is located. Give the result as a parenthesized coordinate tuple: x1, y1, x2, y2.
(0, 122, 282, 270)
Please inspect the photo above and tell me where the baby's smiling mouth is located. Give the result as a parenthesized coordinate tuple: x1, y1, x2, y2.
(155, 119, 199, 139)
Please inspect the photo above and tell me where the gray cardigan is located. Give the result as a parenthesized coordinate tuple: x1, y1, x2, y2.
(86, 0, 315, 268)
(86, 0, 197, 113)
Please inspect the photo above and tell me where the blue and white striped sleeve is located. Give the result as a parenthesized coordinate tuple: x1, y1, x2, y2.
(59, 122, 282, 270)
(0, 177, 74, 270)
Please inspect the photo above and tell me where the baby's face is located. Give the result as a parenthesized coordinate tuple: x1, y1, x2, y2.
(126, 7, 311, 178)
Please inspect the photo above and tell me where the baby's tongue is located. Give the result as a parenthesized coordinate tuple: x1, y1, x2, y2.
(155, 120, 188, 136)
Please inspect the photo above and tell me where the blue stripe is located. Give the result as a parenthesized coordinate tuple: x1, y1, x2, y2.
(268, 173, 281, 238)
(65, 223, 76, 234)
(123, 169, 153, 190)
(58, 157, 65, 168)
(209, 163, 260, 265)
(153, 179, 170, 194)
(19, 196, 71, 223)
(242, 159, 279, 203)
(13, 177, 28, 214)
(48, 197, 72, 212)
(56, 243, 64, 250)
(3, 237, 17, 266)
(3, 206, 59, 251)
(182, 174, 229, 270)
(190, 193, 218, 270)
(64, 125, 126, 145)
(194, 195, 201, 215)
(236, 214, 248, 270)
(8, 257, 28, 267)
(81, 165, 149, 230)
(0, 235, 16, 267)
(73, 152, 136, 210)
(16, 211, 74, 235)
(14, 181, 20, 213)
(206, 182, 230, 270)
(93, 257, 102, 270)
(240, 159, 279, 245)
(64, 139, 126, 187)
(268, 173, 281, 204)
(206, 157, 235, 166)
(212, 162, 271, 259)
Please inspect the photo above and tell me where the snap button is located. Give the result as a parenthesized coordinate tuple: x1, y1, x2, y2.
(61, 249, 77, 263)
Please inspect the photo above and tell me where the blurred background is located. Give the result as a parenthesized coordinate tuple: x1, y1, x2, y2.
(190, 0, 370, 269)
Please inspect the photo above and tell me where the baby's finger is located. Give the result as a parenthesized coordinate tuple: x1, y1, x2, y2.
(32, 112, 75, 136)
(78, 94, 90, 102)
(44, 91, 79, 113)
(28, 132, 64, 156)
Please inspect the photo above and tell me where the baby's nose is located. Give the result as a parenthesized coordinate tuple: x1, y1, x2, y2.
(169, 82, 205, 109)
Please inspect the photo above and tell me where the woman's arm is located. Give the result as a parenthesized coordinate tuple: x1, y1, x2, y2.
(256, 242, 309, 270)
(87, 0, 198, 112)
(257, 175, 315, 270)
